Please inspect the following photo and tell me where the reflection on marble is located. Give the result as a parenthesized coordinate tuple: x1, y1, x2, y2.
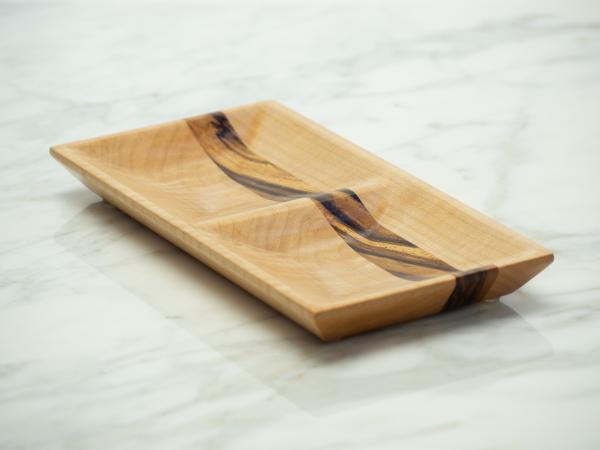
(1, 0, 600, 448)
(57, 201, 553, 413)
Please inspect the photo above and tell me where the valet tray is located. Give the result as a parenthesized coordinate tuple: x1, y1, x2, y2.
(51, 101, 553, 340)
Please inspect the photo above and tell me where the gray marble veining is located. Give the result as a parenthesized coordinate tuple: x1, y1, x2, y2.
(1, 0, 599, 448)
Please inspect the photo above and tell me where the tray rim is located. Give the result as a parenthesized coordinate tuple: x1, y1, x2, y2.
(50, 100, 554, 340)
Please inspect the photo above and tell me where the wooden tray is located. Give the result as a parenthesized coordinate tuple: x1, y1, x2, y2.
(51, 101, 553, 340)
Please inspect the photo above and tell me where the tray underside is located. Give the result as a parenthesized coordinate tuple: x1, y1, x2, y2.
(51, 101, 553, 340)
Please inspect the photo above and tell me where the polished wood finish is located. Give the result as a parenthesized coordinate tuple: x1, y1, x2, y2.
(50, 101, 553, 340)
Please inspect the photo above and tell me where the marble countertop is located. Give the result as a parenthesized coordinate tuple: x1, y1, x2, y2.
(2, 0, 599, 448)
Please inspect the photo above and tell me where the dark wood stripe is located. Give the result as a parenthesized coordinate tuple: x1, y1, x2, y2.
(186, 112, 498, 309)
(443, 266, 499, 311)
(311, 190, 456, 280)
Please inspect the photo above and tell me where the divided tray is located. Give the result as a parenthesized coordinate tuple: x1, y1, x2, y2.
(51, 101, 553, 340)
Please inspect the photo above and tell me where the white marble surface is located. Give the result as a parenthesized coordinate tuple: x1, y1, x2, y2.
(1, 0, 600, 448)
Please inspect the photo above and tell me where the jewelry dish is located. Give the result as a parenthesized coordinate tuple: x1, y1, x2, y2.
(51, 101, 553, 340)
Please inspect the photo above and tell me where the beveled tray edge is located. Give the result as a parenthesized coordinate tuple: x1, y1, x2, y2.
(51, 100, 554, 340)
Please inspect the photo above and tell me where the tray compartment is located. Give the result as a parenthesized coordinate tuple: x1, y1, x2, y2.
(51, 101, 553, 340)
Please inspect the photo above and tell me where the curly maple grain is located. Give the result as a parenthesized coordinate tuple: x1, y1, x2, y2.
(186, 112, 498, 302)
(51, 101, 553, 340)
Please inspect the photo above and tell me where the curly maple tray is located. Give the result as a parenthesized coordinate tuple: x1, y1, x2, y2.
(51, 101, 553, 340)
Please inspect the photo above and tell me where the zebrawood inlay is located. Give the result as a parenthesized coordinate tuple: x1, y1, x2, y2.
(186, 112, 498, 309)
(52, 100, 553, 339)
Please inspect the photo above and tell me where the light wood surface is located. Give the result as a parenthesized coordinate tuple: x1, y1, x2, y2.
(50, 101, 553, 340)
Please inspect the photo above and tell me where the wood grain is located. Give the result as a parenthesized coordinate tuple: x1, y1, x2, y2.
(187, 112, 498, 303)
(50, 101, 553, 340)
